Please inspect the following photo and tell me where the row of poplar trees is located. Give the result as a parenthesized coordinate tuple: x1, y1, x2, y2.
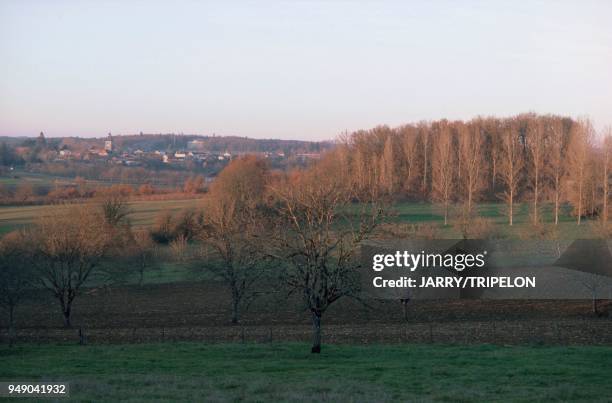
(332, 113, 611, 226)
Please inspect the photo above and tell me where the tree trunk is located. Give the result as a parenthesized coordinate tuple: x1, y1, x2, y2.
(231, 297, 240, 324)
(578, 181, 583, 225)
(423, 137, 428, 196)
(604, 153, 609, 223)
(554, 185, 559, 225)
(467, 186, 472, 215)
(444, 201, 448, 226)
(533, 176, 538, 225)
(509, 190, 513, 226)
(492, 159, 496, 191)
(62, 302, 72, 328)
(311, 310, 322, 354)
(8, 305, 15, 348)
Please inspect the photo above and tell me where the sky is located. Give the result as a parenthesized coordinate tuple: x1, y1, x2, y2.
(0, 0, 611, 141)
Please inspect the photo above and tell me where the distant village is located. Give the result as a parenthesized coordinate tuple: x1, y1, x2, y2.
(52, 133, 322, 169)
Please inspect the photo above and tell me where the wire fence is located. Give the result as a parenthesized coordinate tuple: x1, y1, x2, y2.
(3, 319, 612, 346)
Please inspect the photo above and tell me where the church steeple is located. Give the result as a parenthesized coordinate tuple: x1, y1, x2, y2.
(104, 132, 114, 152)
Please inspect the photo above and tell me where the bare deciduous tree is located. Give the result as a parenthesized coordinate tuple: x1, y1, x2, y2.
(379, 134, 397, 194)
(567, 120, 593, 225)
(602, 127, 612, 224)
(270, 159, 385, 353)
(129, 230, 157, 286)
(29, 207, 111, 327)
(0, 231, 34, 346)
(420, 122, 431, 196)
(431, 125, 455, 225)
(198, 156, 271, 324)
(498, 123, 523, 225)
(458, 123, 484, 215)
(527, 119, 547, 224)
(98, 192, 132, 227)
(399, 125, 418, 193)
(548, 118, 569, 225)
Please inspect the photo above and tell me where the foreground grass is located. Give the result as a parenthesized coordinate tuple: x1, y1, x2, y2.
(1, 343, 611, 402)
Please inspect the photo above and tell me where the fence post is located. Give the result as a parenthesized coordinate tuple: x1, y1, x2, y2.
(78, 327, 87, 345)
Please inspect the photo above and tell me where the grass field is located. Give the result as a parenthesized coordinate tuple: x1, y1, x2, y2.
(1, 342, 611, 402)
(0, 199, 599, 237)
(389, 202, 598, 239)
(0, 198, 202, 234)
(0, 170, 83, 187)
(0, 170, 175, 188)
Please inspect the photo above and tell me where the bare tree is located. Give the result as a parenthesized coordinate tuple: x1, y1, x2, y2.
(270, 159, 385, 353)
(488, 124, 501, 193)
(399, 125, 418, 193)
(431, 125, 455, 225)
(458, 123, 484, 215)
(498, 123, 523, 225)
(527, 119, 547, 224)
(602, 127, 612, 224)
(29, 207, 111, 327)
(548, 119, 569, 225)
(98, 192, 132, 227)
(129, 230, 158, 286)
(420, 123, 431, 195)
(567, 120, 593, 225)
(0, 231, 34, 346)
(379, 134, 397, 194)
(198, 156, 270, 324)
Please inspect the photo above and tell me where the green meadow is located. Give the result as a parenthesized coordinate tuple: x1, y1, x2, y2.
(1, 343, 610, 402)
(0, 200, 598, 236)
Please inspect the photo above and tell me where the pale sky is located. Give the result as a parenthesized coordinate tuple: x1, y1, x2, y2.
(1, 0, 611, 140)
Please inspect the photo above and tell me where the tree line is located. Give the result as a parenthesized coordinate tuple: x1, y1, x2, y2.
(335, 113, 611, 226)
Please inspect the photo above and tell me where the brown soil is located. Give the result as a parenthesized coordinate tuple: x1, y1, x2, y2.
(2, 281, 611, 345)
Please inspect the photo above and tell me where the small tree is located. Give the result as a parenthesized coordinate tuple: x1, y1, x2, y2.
(271, 158, 385, 353)
(98, 192, 132, 227)
(29, 207, 111, 327)
(184, 175, 206, 194)
(0, 231, 34, 346)
(129, 230, 158, 286)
